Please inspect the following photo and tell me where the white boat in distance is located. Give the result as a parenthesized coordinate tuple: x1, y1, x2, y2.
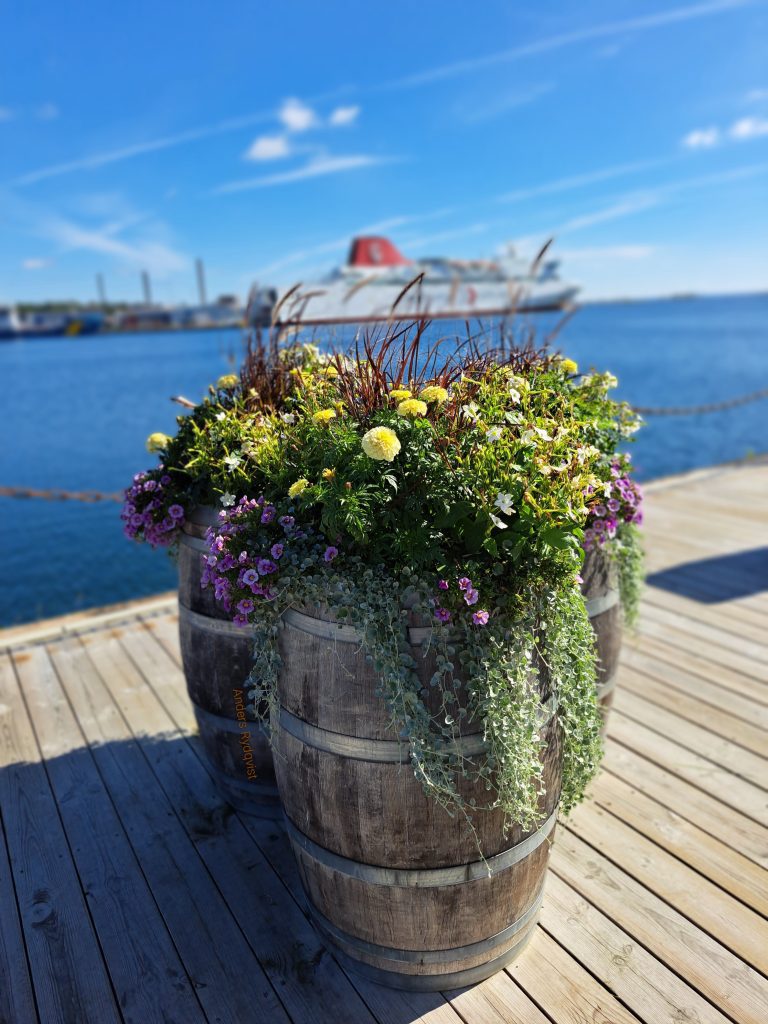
(265, 236, 579, 326)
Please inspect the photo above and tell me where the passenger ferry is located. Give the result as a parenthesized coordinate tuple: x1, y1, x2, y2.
(257, 237, 579, 326)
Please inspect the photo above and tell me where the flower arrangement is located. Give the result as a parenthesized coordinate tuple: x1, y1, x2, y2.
(123, 323, 644, 845)
(184, 327, 643, 841)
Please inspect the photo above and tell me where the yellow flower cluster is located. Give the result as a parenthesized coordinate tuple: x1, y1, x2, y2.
(318, 365, 339, 378)
(397, 399, 428, 418)
(216, 374, 239, 390)
(312, 409, 337, 425)
(420, 385, 448, 404)
(288, 478, 310, 498)
(322, 467, 336, 480)
(146, 432, 171, 453)
(560, 358, 579, 375)
(361, 426, 401, 462)
(389, 388, 412, 401)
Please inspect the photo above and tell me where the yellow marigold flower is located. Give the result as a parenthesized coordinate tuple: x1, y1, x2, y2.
(216, 374, 239, 390)
(288, 478, 310, 498)
(318, 364, 339, 378)
(333, 401, 346, 414)
(420, 385, 448, 404)
(312, 408, 337, 425)
(560, 358, 579, 375)
(322, 467, 336, 480)
(389, 388, 412, 401)
(397, 399, 428, 418)
(146, 432, 171, 453)
(361, 426, 401, 462)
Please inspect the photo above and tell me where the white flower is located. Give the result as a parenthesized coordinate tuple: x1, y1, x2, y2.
(485, 425, 504, 443)
(508, 387, 521, 405)
(489, 513, 508, 530)
(494, 492, 515, 516)
(281, 412, 296, 425)
(220, 493, 235, 507)
(461, 401, 480, 422)
(215, 412, 226, 422)
(223, 453, 242, 472)
(534, 426, 553, 441)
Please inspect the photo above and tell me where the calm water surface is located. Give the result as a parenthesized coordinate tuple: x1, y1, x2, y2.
(2, 295, 766, 626)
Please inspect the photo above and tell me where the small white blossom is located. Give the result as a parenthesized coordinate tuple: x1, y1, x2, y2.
(215, 412, 226, 422)
(223, 453, 242, 472)
(461, 401, 480, 422)
(485, 425, 504, 443)
(281, 412, 296, 425)
(489, 513, 508, 530)
(508, 387, 521, 404)
(220, 493, 236, 507)
(494, 492, 515, 516)
(534, 426, 553, 441)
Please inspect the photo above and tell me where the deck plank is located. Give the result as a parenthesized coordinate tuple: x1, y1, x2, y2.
(0, 795, 38, 1024)
(50, 635, 294, 1024)
(551, 830, 768, 1024)
(12, 644, 208, 1024)
(0, 653, 122, 1024)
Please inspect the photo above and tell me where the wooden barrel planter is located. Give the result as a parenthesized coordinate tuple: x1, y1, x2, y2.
(272, 605, 561, 990)
(582, 547, 622, 728)
(177, 506, 279, 816)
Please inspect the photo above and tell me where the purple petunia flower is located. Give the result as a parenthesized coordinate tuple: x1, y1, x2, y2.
(593, 504, 607, 517)
(232, 614, 250, 628)
(472, 610, 489, 626)
(324, 546, 338, 563)
(242, 568, 259, 587)
(257, 558, 277, 575)
(458, 577, 471, 591)
(437, 579, 449, 590)
(270, 543, 284, 560)
(279, 515, 295, 530)
(607, 498, 620, 513)
(168, 504, 185, 520)
(260, 505, 276, 524)
(464, 588, 479, 606)
(434, 607, 451, 623)
(237, 598, 254, 615)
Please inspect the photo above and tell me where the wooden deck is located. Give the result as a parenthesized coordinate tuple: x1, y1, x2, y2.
(1, 461, 766, 1024)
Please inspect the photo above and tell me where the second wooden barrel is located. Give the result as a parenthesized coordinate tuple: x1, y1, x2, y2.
(582, 546, 622, 727)
(273, 605, 561, 990)
(177, 506, 278, 816)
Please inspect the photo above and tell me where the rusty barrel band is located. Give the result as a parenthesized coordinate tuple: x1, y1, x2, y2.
(178, 603, 255, 637)
(308, 879, 545, 966)
(285, 806, 557, 887)
(585, 589, 619, 618)
(277, 695, 558, 766)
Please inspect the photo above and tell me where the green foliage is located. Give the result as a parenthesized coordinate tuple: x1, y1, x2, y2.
(611, 522, 645, 628)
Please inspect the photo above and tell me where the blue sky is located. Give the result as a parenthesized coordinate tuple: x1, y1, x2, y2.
(1, 0, 767, 303)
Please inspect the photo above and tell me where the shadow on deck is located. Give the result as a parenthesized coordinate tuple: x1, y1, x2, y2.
(647, 545, 768, 602)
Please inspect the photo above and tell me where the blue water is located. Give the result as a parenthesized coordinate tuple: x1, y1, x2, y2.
(1, 295, 766, 626)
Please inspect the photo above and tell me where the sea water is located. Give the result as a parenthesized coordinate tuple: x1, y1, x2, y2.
(1, 294, 766, 625)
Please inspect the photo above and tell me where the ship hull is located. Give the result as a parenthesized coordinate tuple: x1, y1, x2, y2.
(276, 279, 578, 326)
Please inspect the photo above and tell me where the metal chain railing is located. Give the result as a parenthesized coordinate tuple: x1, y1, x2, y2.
(632, 387, 768, 416)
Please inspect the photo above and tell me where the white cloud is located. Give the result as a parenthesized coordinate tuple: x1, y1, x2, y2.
(279, 97, 316, 133)
(36, 103, 59, 120)
(329, 105, 360, 126)
(682, 127, 720, 149)
(378, 0, 751, 90)
(457, 83, 554, 123)
(559, 195, 660, 233)
(559, 245, 655, 261)
(21, 257, 51, 270)
(213, 153, 394, 194)
(244, 134, 292, 161)
(498, 157, 670, 203)
(730, 116, 768, 139)
(0, 107, 13, 122)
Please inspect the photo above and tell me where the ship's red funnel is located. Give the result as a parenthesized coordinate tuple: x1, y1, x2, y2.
(347, 236, 411, 267)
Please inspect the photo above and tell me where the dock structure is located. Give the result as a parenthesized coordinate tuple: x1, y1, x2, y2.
(1, 461, 766, 1024)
